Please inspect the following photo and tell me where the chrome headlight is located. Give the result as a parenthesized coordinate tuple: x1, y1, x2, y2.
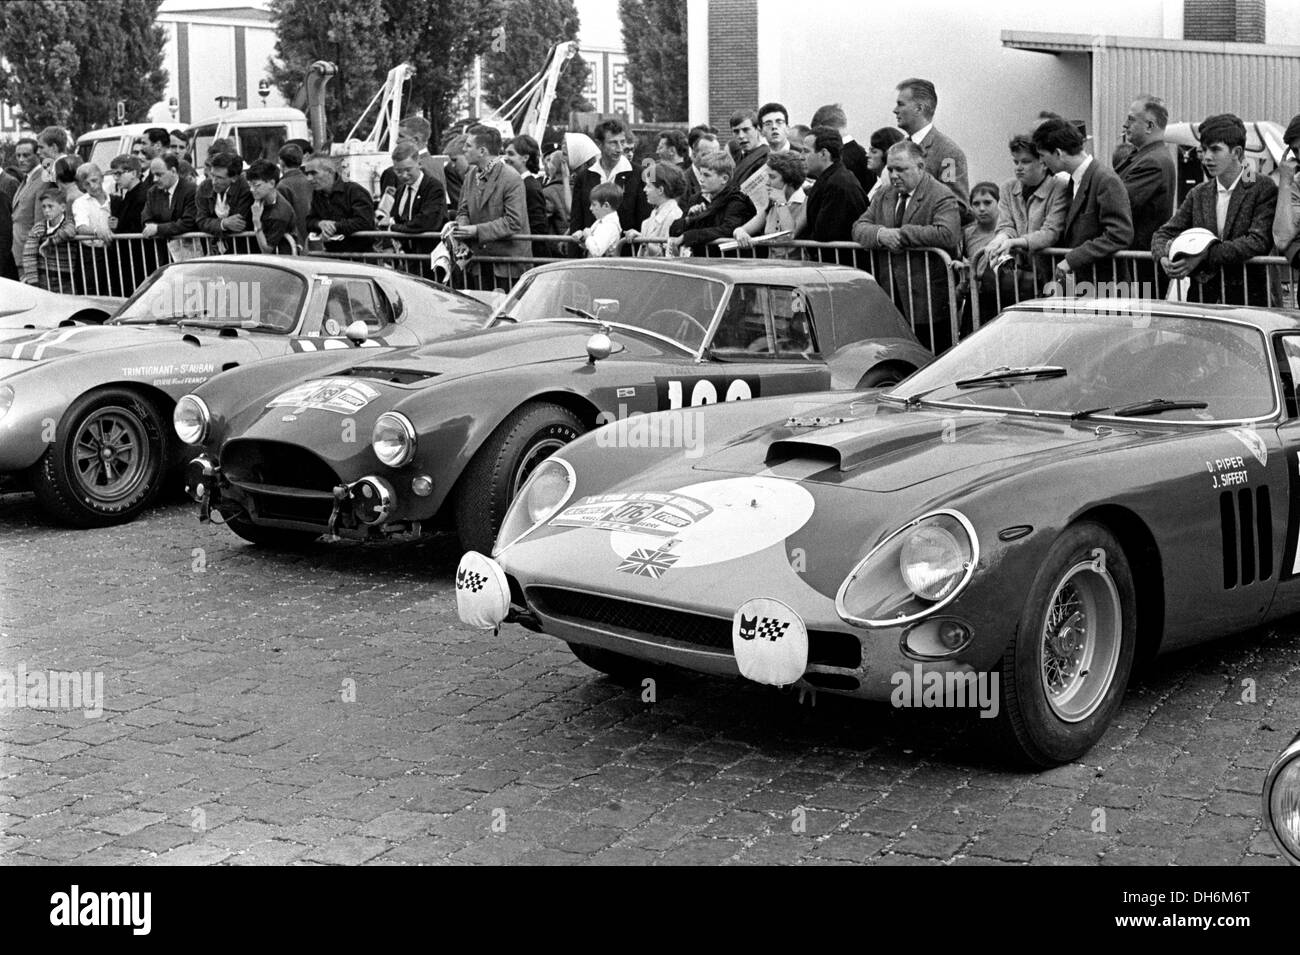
(493, 457, 575, 556)
(173, 394, 210, 445)
(1264, 733, 1300, 864)
(0, 384, 13, 424)
(371, 412, 416, 467)
(836, 510, 979, 628)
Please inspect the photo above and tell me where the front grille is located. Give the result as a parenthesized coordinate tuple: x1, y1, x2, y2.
(251, 493, 334, 525)
(222, 439, 340, 492)
(528, 587, 862, 668)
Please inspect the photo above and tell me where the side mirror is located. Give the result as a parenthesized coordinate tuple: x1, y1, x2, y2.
(345, 320, 369, 343)
(586, 331, 612, 363)
(593, 298, 619, 321)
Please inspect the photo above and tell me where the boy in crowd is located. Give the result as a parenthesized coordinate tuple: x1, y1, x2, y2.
(580, 182, 624, 257)
(22, 186, 78, 291)
(667, 151, 756, 257)
(247, 160, 297, 255)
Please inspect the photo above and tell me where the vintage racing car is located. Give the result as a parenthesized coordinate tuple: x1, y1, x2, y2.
(0, 277, 120, 332)
(0, 255, 488, 526)
(178, 259, 933, 551)
(457, 297, 1300, 766)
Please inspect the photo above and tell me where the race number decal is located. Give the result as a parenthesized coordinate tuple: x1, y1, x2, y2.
(657, 375, 760, 410)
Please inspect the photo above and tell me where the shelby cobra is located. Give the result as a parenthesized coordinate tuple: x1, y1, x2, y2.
(179, 259, 931, 551)
(458, 297, 1300, 766)
(0, 255, 488, 526)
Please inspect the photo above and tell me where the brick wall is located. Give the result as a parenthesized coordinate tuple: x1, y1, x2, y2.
(1184, 0, 1266, 42)
(707, 0, 758, 134)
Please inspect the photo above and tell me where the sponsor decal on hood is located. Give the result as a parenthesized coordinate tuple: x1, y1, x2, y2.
(267, 378, 382, 415)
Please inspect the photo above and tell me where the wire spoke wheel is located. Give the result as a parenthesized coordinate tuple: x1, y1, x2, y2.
(1039, 560, 1122, 722)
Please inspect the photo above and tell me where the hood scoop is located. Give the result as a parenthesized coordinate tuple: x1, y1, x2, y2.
(766, 416, 966, 472)
(344, 365, 440, 385)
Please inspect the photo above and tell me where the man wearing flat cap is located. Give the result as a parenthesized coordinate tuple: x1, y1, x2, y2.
(1152, 112, 1277, 305)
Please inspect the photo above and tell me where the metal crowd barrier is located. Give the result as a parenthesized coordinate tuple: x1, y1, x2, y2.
(968, 248, 1296, 332)
(43, 230, 1299, 357)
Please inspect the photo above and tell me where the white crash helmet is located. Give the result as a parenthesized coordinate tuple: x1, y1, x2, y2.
(1169, 227, 1219, 261)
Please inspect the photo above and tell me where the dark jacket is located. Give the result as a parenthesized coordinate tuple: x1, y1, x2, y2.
(1061, 158, 1134, 275)
(669, 186, 756, 256)
(111, 180, 150, 234)
(143, 179, 199, 237)
(841, 138, 874, 196)
(570, 161, 649, 234)
(276, 167, 313, 246)
(1151, 173, 1278, 306)
(0, 170, 17, 279)
(195, 176, 254, 237)
(916, 126, 970, 219)
(1115, 139, 1176, 252)
(391, 172, 447, 253)
(800, 160, 869, 242)
(307, 179, 376, 253)
(254, 195, 297, 255)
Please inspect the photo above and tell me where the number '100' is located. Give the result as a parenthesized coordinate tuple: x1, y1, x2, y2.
(665, 379, 753, 409)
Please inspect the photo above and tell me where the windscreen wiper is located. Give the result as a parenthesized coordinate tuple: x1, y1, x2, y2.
(1072, 398, 1209, 420)
(900, 365, 1067, 408)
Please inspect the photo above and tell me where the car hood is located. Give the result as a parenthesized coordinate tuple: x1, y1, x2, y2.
(0, 322, 259, 365)
(692, 395, 1159, 492)
(341, 320, 629, 386)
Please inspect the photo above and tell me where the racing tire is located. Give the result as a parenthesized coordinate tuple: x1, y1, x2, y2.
(454, 401, 585, 554)
(567, 642, 657, 686)
(32, 387, 167, 528)
(221, 515, 321, 549)
(993, 522, 1137, 767)
(857, 363, 912, 389)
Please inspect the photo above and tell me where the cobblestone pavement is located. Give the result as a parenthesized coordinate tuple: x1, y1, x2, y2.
(1, 493, 1297, 866)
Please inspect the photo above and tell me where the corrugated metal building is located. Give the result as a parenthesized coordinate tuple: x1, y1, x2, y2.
(1003, 31, 1300, 165)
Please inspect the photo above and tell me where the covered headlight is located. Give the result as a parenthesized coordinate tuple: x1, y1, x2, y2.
(173, 394, 209, 445)
(493, 457, 575, 556)
(0, 384, 13, 424)
(1264, 733, 1300, 864)
(371, 412, 416, 467)
(836, 510, 978, 628)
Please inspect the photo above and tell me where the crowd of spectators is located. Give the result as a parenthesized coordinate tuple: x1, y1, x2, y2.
(10, 80, 1300, 349)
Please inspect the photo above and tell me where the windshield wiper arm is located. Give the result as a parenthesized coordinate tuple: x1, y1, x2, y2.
(900, 365, 1067, 408)
(1079, 398, 1210, 419)
(563, 305, 597, 321)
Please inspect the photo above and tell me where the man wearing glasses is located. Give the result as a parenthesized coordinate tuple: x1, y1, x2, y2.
(759, 103, 793, 154)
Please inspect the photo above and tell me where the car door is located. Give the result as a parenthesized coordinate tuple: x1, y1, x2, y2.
(1263, 332, 1300, 619)
(656, 283, 829, 411)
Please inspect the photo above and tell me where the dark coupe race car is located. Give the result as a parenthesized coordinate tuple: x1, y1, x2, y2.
(457, 298, 1300, 766)
(180, 259, 931, 551)
(0, 255, 488, 526)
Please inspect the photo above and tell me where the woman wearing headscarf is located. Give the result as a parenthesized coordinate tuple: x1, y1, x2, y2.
(559, 132, 600, 257)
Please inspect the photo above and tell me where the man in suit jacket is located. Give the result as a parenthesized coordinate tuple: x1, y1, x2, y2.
(142, 154, 199, 237)
(1152, 113, 1278, 306)
(853, 140, 962, 353)
(305, 156, 376, 254)
(195, 151, 254, 253)
(812, 103, 872, 196)
(383, 141, 447, 256)
(10, 138, 43, 273)
(1032, 118, 1134, 288)
(800, 127, 868, 242)
(0, 166, 18, 280)
(109, 155, 149, 233)
(448, 124, 530, 291)
(1118, 95, 1177, 295)
(894, 79, 970, 221)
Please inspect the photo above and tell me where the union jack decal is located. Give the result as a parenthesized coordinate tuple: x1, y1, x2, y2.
(616, 547, 680, 579)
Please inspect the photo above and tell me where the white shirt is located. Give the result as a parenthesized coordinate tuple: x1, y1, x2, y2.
(637, 201, 683, 255)
(401, 172, 424, 220)
(596, 155, 632, 185)
(1070, 153, 1094, 193)
(584, 210, 622, 257)
(1216, 168, 1245, 235)
(910, 123, 934, 146)
(72, 192, 112, 246)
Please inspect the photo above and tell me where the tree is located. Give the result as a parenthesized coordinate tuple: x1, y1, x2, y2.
(618, 0, 687, 122)
(480, 0, 592, 127)
(268, 0, 500, 144)
(0, 0, 167, 134)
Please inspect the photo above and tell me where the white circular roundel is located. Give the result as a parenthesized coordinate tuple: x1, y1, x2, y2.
(608, 477, 815, 567)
